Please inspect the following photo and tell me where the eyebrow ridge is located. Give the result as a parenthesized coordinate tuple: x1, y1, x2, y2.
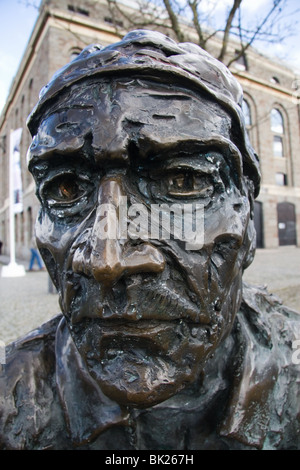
(135, 136, 243, 186)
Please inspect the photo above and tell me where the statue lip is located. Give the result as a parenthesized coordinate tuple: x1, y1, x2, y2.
(68, 275, 210, 324)
(70, 302, 209, 325)
(82, 319, 212, 360)
(89, 318, 210, 328)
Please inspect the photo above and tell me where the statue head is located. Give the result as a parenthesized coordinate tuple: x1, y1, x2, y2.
(27, 30, 260, 408)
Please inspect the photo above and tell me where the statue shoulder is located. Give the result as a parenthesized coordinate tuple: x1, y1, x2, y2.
(0, 314, 63, 449)
(240, 282, 300, 449)
(241, 282, 300, 348)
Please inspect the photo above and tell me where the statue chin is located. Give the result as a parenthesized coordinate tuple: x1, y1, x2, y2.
(87, 352, 197, 407)
(67, 316, 218, 407)
(83, 330, 217, 407)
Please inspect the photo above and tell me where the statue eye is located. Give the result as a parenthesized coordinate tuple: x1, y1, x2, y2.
(167, 171, 214, 198)
(43, 174, 87, 204)
(57, 179, 79, 201)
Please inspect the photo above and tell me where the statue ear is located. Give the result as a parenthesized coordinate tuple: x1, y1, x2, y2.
(242, 189, 257, 270)
(243, 218, 256, 270)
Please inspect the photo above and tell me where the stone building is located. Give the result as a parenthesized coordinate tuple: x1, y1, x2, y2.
(0, 0, 299, 260)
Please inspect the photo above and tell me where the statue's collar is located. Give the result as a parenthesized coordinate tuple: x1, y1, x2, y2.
(55, 308, 279, 449)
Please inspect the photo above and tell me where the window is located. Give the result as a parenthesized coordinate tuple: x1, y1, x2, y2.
(77, 7, 89, 16)
(233, 50, 248, 71)
(242, 99, 251, 126)
(70, 52, 79, 61)
(271, 108, 284, 134)
(0, 136, 6, 153)
(271, 108, 285, 158)
(273, 135, 284, 157)
(275, 172, 287, 186)
(104, 16, 124, 27)
(271, 76, 280, 85)
(68, 5, 89, 16)
(70, 48, 81, 61)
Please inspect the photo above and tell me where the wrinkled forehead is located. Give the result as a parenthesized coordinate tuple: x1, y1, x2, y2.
(27, 78, 242, 177)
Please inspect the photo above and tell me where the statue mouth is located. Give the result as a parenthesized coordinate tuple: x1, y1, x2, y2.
(74, 317, 212, 365)
(68, 277, 210, 325)
(96, 323, 170, 359)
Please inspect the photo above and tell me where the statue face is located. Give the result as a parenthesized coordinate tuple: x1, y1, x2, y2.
(29, 78, 253, 407)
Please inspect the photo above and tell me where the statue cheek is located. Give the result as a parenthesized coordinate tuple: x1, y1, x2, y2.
(204, 193, 250, 247)
(35, 210, 62, 251)
(34, 210, 74, 275)
(35, 208, 95, 269)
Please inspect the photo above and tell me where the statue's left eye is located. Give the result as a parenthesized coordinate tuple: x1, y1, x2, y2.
(43, 174, 86, 204)
(166, 171, 214, 198)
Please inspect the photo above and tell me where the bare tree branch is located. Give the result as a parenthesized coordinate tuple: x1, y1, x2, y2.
(188, 0, 205, 47)
(20, 0, 40, 9)
(218, 0, 243, 62)
(227, 0, 286, 67)
(103, 0, 297, 67)
(106, 0, 175, 35)
(162, 0, 185, 42)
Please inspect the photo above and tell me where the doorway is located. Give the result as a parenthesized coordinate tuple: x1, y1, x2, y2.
(277, 202, 297, 246)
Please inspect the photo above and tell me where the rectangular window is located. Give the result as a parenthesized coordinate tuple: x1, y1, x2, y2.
(0, 135, 6, 154)
(104, 16, 124, 27)
(77, 7, 89, 16)
(275, 172, 288, 186)
(68, 5, 89, 16)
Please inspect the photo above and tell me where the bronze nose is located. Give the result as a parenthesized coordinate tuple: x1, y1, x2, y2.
(72, 177, 165, 286)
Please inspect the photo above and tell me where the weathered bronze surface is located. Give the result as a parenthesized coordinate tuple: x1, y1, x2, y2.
(0, 30, 299, 450)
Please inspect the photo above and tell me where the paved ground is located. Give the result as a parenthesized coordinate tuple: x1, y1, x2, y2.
(0, 257, 60, 344)
(243, 246, 300, 312)
(0, 246, 299, 345)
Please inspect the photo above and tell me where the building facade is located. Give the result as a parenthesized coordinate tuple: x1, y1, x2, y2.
(0, 0, 299, 260)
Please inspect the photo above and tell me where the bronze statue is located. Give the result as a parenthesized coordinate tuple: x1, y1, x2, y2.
(1, 30, 299, 450)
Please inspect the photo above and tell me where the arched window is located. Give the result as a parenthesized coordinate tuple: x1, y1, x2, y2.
(242, 99, 252, 126)
(271, 108, 284, 158)
(70, 48, 81, 62)
(271, 108, 284, 134)
(271, 76, 280, 85)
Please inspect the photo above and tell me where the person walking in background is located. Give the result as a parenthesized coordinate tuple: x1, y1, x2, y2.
(0, 240, 2, 255)
(28, 236, 44, 271)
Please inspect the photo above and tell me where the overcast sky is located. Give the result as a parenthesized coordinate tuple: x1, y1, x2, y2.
(1, 0, 300, 114)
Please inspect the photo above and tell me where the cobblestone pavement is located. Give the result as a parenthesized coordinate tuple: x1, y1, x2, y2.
(0, 246, 299, 345)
